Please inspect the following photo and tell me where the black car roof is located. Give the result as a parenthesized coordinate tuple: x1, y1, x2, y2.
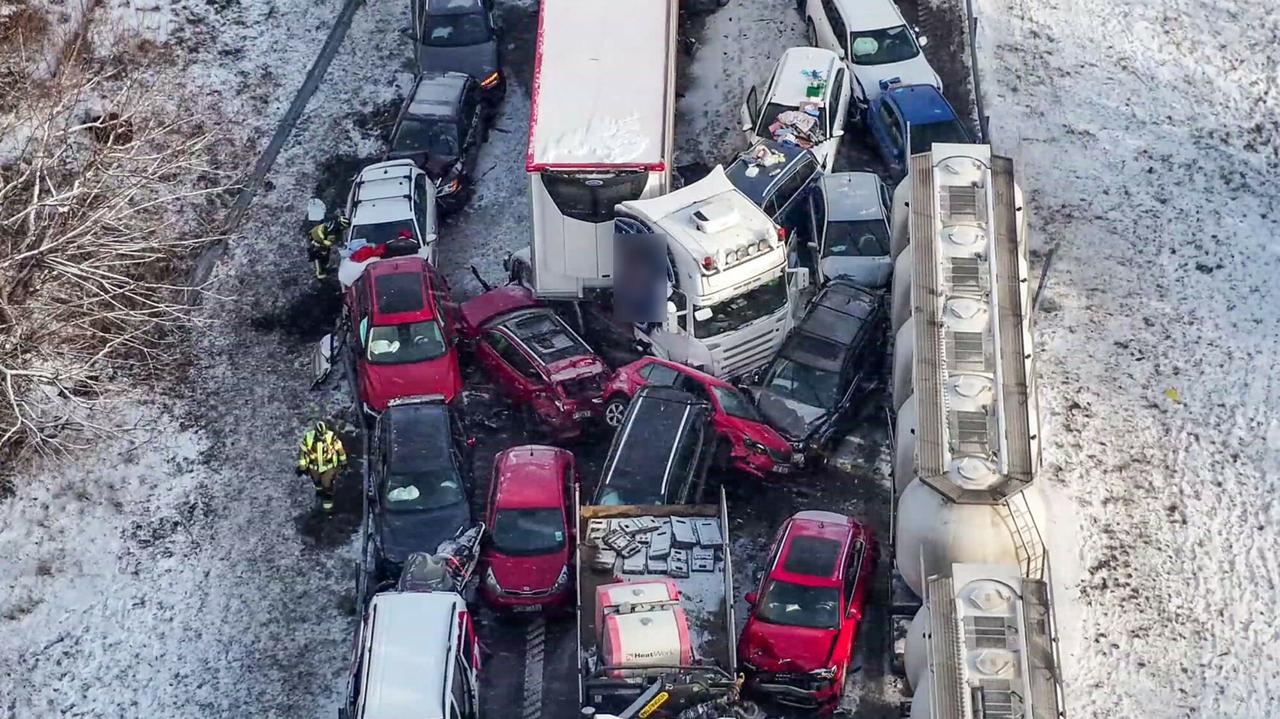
(405, 72, 469, 120)
(596, 387, 708, 503)
(386, 402, 453, 472)
(426, 0, 485, 14)
(724, 140, 817, 206)
(779, 280, 882, 373)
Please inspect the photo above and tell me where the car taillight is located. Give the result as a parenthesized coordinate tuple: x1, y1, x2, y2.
(480, 71, 500, 88)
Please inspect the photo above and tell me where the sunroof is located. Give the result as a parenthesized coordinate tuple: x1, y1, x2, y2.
(782, 535, 841, 578)
(375, 272, 425, 315)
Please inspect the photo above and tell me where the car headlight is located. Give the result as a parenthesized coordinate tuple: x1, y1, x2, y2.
(480, 71, 501, 89)
(484, 567, 503, 593)
(742, 438, 767, 455)
(551, 566, 569, 591)
(438, 178, 461, 194)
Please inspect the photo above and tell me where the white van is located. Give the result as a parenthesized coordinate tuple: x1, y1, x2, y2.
(339, 591, 480, 719)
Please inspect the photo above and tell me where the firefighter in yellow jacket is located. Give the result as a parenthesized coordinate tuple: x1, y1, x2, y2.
(305, 211, 349, 279)
(296, 420, 347, 513)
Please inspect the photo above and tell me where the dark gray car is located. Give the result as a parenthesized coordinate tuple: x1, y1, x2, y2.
(387, 71, 489, 213)
(410, 0, 505, 107)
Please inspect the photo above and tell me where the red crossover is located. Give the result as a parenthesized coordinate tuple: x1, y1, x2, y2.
(346, 256, 463, 414)
(480, 445, 575, 613)
(459, 286, 608, 440)
(738, 511, 877, 711)
(602, 357, 797, 478)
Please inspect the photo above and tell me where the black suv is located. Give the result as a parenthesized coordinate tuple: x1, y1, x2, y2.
(370, 396, 474, 580)
(592, 386, 715, 507)
(751, 279, 886, 461)
(388, 71, 490, 214)
(410, 0, 505, 107)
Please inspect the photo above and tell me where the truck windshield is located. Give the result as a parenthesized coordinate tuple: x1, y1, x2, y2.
(541, 170, 650, 223)
(755, 579, 840, 629)
(491, 508, 566, 556)
(693, 276, 787, 339)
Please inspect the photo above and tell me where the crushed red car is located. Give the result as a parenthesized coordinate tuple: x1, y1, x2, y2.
(479, 445, 574, 613)
(602, 357, 797, 478)
(738, 510, 877, 711)
(345, 256, 463, 415)
(459, 285, 608, 440)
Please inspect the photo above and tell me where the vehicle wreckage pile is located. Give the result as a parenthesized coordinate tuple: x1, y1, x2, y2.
(303, 0, 1069, 717)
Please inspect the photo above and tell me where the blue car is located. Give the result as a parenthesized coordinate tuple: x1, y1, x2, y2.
(867, 81, 972, 179)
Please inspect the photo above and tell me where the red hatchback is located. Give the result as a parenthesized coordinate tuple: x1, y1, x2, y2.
(480, 445, 574, 613)
(738, 511, 876, 711)
(459, 286, 608, 441)
(346, 256, 463, 415)
(602, 357, 797, 478)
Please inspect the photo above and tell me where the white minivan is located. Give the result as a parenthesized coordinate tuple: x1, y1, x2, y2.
(339, 591, 480, 719)
(740, 46, 851, 172)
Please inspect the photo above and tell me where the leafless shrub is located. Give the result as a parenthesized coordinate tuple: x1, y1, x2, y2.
(0, 62, 239, 480)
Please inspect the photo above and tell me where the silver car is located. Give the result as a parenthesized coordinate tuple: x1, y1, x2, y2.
(812, 172, 893, 288)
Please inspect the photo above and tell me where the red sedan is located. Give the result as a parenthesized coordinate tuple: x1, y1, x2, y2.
(459, 286, 608, 441)
(738, 511, 877, 711)
(346, 256, 463, 415)
(601, 357, 797, 478)
(479, 445, 575, 613)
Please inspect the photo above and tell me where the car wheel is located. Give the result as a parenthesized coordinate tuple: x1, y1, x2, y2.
(603, 396, 628, 429)
(806, 19, 818, 48)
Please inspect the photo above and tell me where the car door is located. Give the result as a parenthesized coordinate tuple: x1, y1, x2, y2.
(483, 330, 543, 403)
(871, 98, 904, 168)
(739, 84, 760, 136)
(428, 265, 460, 345)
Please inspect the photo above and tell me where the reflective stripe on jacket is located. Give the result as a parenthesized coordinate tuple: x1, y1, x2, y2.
(297, 430, 346, 473)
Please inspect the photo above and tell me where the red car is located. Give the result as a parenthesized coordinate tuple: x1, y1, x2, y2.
(480, 445, 575, 613)
(346, 256, 463, 415)
(459, 286, 608, 440)
(738, 511, 877, 711)
(601, 357, 797, 478)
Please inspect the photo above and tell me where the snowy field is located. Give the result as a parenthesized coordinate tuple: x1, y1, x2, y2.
(2, 0, 1278, 717)
(974, 0, 1280, 715)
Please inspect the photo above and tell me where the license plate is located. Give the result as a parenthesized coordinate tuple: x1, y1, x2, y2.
(773, 464, 792, 475)
(513, 604, 543, 613)
(573, 410, 592, 420)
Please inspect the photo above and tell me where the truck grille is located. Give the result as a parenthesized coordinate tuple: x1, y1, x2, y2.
(715, 324, 784, 379)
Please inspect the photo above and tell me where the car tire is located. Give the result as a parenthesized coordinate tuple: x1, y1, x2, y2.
(806, 19, 818, 48)
(602, 395, 629, 430)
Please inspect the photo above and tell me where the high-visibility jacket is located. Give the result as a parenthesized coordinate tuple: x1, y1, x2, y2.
(308, 219, 341, 250)
(298, 428, 347, 474)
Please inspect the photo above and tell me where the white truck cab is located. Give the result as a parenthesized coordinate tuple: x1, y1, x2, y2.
(339, 591, 479, 719)
(740, 46, 851, 172)
(616, 166, 806, 379)
(309, 159, 439, 288)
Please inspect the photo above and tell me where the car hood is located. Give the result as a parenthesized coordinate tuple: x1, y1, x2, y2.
(755, 391, 828, 442)
(485, 550, 567, 592)
(741, 619, 838, 673)
(378, 502, 472, 564)
(854, 58, 939, 100)
(721, 415, 792, 454)
(361, 351, 462, 411)
(385, 149, 460, 181)
(416, 42, 498, 82)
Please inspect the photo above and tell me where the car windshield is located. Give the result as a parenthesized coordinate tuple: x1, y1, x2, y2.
(383, 471, 465, 512)
(366, 320, 447, 364)
(694, 276, 788, 339)
(711, 385, 765, 423)
(756, 579, 840, 629)
(847, 25, 921, 66)
(491, 508, 566, 556)
(423, 11, 491, 47)
(349, 219, 418, 247)
(823, 219, 890, 258)
(758, 102, 827, 141)
(908, 120, 970, 155)
(762, 357, 841, 410)
(393, 117, 460, 157)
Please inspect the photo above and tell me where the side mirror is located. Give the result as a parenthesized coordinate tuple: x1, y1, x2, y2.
(665, 300, 679, 328)
(693, 307, 713, 322)
(312, 333, 335, 388)
(832, 128, 845, 138)
(835, 46, 846, 59)
(917, 34, 929, 47)
(744, 591, 758, 605)
(466, 437, 477, 448)
(307, 198, 327, 223)
(806, 241, 818, 250)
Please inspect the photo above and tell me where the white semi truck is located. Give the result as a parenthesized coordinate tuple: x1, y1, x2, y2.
(574, 489, 761, 719)
(510, 167, 807, 381)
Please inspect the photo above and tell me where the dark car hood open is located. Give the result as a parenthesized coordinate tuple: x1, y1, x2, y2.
(377, 501, 472, 564)
(755, 390, 828, 442)
(416, 42, 498, 83)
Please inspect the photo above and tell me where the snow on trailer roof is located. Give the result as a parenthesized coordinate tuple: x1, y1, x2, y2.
(361, 591, 466, 719)
(619, 166, 779, 259)
(526, 0, 675, 171)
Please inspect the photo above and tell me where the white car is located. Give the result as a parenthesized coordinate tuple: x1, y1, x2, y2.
(811, 171, 893, 288)
(740, 46, 851, 172)
(310, 159, 439, 287)
(803, 0, 941, 109)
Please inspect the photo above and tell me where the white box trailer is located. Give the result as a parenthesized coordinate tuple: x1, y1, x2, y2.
(526, 0, 678, 297)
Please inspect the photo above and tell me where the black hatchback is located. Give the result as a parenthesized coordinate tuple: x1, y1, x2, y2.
(387, 71, 490, 214)
(370, 396, 474, 580)
(591, 386, 715, 507)
(410, 0, 505, 107)
(751, 279, 886, 461)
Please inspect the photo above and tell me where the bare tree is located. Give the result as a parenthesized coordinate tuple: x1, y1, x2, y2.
(0, 62, 238, 477)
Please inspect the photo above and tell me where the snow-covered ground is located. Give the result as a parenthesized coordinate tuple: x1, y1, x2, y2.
(974, 0, 1280, 715)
